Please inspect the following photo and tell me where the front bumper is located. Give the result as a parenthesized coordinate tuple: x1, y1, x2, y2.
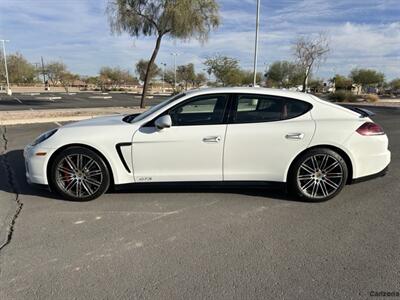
(24, 145, 55, 185)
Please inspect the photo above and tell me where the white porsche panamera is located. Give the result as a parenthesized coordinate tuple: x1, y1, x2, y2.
(24, 87, 390, 202)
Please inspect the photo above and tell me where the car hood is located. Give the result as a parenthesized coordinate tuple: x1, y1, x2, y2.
(63, 114, 127, 128)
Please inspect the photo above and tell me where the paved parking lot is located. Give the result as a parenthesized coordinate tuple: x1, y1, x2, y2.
(0, 107, 399, 299)
(0, 92, 166, 111)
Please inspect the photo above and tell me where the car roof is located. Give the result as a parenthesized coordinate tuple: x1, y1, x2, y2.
(179, 87, 361, 118)
(182, 87, 314, 102)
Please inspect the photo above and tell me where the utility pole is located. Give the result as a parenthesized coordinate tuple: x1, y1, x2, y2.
(41, 56, 46, 89)
(252, 0, 261, 87)
(0, 39, 11, 95)
(161, 62, 166, 93)
(34, 62, 40, 82)
(171, 52, 179, 89)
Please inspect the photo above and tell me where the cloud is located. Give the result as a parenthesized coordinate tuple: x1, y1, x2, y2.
(0, 0, 399, 79)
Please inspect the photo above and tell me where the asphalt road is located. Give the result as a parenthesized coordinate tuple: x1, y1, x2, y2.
(0, 92, 166, 111)
(0, 107, 399, 299)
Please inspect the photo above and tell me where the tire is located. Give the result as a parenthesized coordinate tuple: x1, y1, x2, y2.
(49, 146, 110, 201)
(288, 148, 348, 202)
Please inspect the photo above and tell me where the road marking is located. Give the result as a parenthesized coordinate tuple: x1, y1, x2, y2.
(89, 96, 112, 99)
(22, 93, 40, 96)
(14, 97, 23, 104)
(54, 121, 62, 127)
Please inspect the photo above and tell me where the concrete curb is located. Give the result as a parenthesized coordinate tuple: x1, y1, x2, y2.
(0, 107, 146, 126)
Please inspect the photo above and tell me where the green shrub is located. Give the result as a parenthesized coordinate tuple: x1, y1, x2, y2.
(328, 91, 358, 102)
(365, 94, 379, 103)
(346, 93, 358, 102)
(329, 91, 346, 102)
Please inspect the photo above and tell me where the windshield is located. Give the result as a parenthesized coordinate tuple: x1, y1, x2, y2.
(130, 93, 186, 123)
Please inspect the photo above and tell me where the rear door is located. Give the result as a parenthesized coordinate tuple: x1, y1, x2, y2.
(223, 94, 316, 182)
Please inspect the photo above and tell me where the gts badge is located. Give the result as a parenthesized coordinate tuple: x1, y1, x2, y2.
(138, 177, 152, 182)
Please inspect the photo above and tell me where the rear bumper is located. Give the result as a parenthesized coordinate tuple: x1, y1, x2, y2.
(351, 165, 389, 184)
(344, 132, 391, 179)
(352, 149, 391, 179)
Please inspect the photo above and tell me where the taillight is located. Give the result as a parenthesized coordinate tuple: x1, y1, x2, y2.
(356, 122, 385, 136)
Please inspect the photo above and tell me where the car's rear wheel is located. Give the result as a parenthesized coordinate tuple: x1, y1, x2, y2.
(289, 148, 348, 202)
(50, 147, 110, 201)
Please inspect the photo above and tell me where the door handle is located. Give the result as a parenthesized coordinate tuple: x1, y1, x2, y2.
(202, 136, 221, 143)
(285, 133, 304, 140)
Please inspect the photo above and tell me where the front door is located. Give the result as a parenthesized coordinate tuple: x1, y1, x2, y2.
(132, 94, 229, 182)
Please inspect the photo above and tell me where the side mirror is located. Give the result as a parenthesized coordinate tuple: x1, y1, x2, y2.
(154, 115, 172, 130)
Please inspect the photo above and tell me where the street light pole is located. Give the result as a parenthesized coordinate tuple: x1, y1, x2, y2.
(0, 39, 11, 95)
(161, 62, 166, 93)
(171, 52, 179, 89)
(41, 56, 47, 89)
(252, 0, 261, 87)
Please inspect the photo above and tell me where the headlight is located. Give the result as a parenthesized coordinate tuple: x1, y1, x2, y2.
(31, 129, 58, 146)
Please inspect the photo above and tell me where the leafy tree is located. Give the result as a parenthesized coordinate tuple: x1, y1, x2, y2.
(82, 76, 102, 90)
(350, 68, 385, 90)
(176, 63, 196, 90)
(100, 66, 137, 89)
(308, 79, 324, 93)
(108, 0, 220, 107)
(287, 65, 306, 88)
(293, 33, 329, 92)
(265, 61, 296, 87)
(389, 78, 400, 91)
(265, 61, 304, 88)
(136, 59, 160, 82)
(204, 55, 241, 86)
(332, 74, 353, 91)
(59, 72, 79, 93)
(163, 69, 176, 87)
(0, 52, 36, 84)
(99, 67, 118, 88)
(45, 61, 80, 92)
(193, 72, 207, 87)
(84, 76, 101, 85)
(239, 70, 262, 86)
(46, 61, 68, 86)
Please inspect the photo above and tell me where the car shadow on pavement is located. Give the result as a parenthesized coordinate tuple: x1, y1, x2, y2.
(0, 149, 60, 200)
(0, 149, 302, 202)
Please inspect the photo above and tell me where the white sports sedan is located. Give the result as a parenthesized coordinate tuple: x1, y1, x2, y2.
(24, 88, 390, 202)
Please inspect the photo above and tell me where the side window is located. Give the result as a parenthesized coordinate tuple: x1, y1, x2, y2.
(233, 95, 283, 123)
(168, 94, 228, 126)
(283, 99, 312, 119)
(232, 95, 312, 123)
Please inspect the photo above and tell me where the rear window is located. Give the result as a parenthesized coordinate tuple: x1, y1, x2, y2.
(232, 94, 312, 123)
(285, 99, 312, 119)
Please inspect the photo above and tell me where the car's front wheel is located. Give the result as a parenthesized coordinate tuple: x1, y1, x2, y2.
(50, 146, 110, 201)
(289, 148, 348, 202)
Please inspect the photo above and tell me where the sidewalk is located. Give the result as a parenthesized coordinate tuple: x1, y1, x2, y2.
(0, 107, 146, 126)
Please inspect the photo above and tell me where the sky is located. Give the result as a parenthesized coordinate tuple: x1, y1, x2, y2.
(0, 0, 399, 80)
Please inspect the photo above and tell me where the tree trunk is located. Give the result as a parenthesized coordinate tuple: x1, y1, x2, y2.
(302, 75, 307, 93)
(302, 65, 311, 93)
(140, 34, 163, 108)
